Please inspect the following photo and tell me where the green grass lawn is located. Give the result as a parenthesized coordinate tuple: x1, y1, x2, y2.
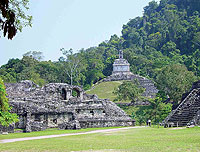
(86, 81, 130, 103)
(1, 127, 200, 152)
(0, 127, 122, 140)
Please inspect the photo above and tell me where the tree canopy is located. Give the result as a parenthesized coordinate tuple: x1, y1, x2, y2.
(114, 81, 145, 103)
(60, 48, 83, 86)
(0, 0, 32, 39)
(156, 64, 197, 103)
(1, 0, 200, 104)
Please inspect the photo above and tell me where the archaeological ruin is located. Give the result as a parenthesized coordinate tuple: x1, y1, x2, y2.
(103, 50, 158, 99)
(163, 80, 200, 127)
(0, 80, 134, 134)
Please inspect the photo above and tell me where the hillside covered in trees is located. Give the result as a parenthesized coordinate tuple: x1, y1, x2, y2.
(1, 0, 200, 103)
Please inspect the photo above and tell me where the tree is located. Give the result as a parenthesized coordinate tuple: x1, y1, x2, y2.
(192, 32, 200, 47)
(144, 1, 159, 17)
(114, 80, 145, 103)
(121, 96, 172, 125)
(34, 61, 59, 84)
(161, 41, 177, 56)
(103, 55, 117, 76)
(146, 97, 172, 124)
(21, 55, 39, 67)
(18, 67, 46, 86)
(23, 51, 44, 61)
(60, 48, 82, 86)
(0, 0, 32, 39)
(0, 77, 18, 126)
(156, 64, 197, 104)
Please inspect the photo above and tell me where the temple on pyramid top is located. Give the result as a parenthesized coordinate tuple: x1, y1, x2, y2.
(112, 50, 131, 75)
(104, 49, 158, 99)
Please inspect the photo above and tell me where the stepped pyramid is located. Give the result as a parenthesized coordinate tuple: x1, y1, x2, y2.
(103, 49, 158, 98)
(163, 81, 200, 127)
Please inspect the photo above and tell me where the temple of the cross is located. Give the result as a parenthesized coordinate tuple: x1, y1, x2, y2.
(104, 49, 158, 99)
(112, 50, 131, 75)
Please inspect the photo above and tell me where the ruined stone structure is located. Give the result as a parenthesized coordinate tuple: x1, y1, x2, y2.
(112, 50, 131, 75)
(0, 80, 134, 133)
(104, 50, 158, 98)
(112, 58, 131, 75)
(163, 81, 200, 127)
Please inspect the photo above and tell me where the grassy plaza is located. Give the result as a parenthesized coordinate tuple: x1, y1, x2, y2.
(0, 126, 200, 152)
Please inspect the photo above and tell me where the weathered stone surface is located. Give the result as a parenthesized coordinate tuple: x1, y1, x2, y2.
(2, 80, 134, 133)
(103, 51, 158, 99)
(163, 81, 200, 127)
(0, 124, 14, 134)
(112, 59, 131, 75)
(103, 73, 158, 98)
(192, 110, 200, 126)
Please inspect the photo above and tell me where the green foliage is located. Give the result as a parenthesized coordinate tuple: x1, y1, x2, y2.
(23, 51, 44, 61)
(1, 0, 200, 105)
(72, 90, 78, 97)
(0, 78, 18, 126)
(156, 64, 197, 103)
(0, 0, 32, 39)
(146, 97, 172, 124)
(122, 97, 172, 125)
(113, 80, 145, 103)
(120, 0, 200, 79)
(60, 48, 83, 85)
(0, 110, 19, 127)
(103, 55, 117, 76)
(1, 127, 200, 152)
(0, 78, 9, 112)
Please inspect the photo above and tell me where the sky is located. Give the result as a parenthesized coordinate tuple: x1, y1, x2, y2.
(0, 0, 153, 66)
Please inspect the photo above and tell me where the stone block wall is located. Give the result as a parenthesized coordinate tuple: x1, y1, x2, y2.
(2, 81, 134, 133)
(163, 81, 200, 127)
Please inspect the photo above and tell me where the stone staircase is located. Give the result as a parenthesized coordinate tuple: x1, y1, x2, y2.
(189, 110, 200, 125)
(163, 88, 200, 127)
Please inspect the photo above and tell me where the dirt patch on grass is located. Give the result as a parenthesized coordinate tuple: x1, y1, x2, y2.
(169, 127, 185, 130)
(103, 130, 128, 135)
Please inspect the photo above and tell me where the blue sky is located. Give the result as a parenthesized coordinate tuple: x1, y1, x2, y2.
(0, 0, 152, 66)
